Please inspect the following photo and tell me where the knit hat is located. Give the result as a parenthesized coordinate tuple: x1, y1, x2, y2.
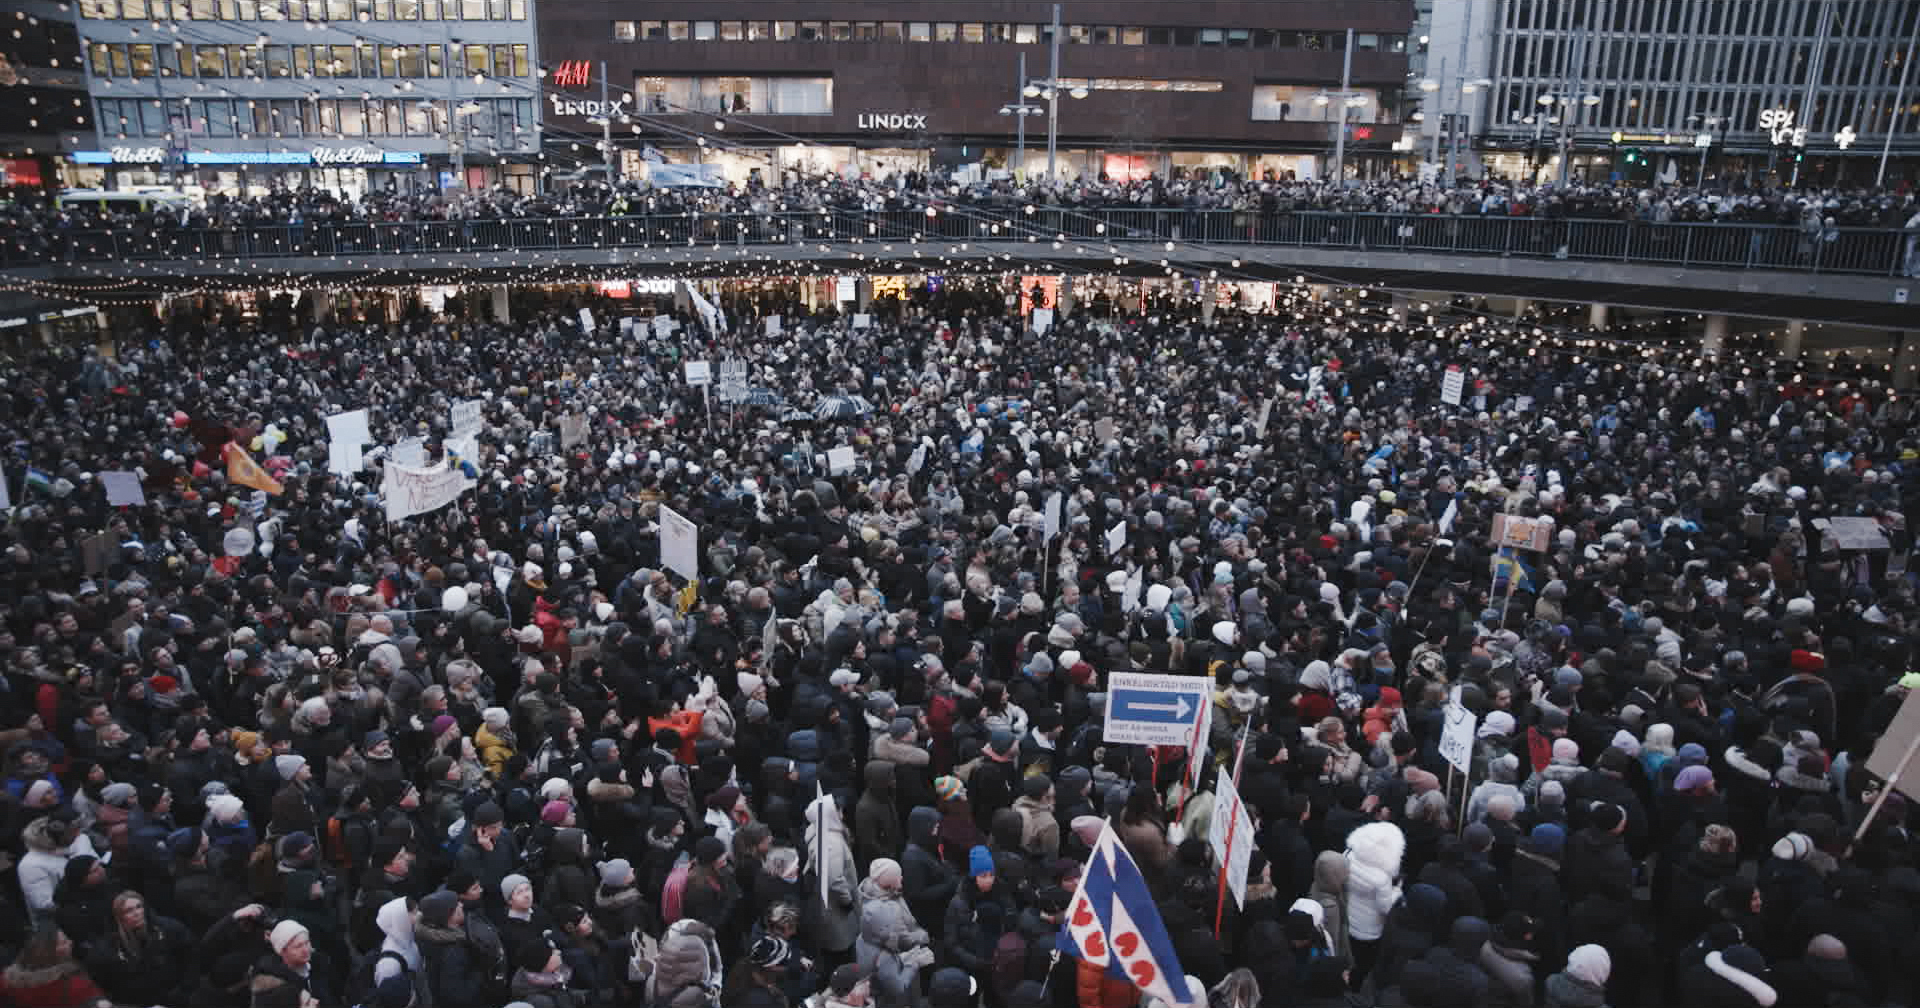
(1479, 710, 1515, 738)
(597, 858, 633, 887)
(694, 835, 727, 864)
(363, 729, 389, 749)
(988, 729, 1016, 756)
(274, 754, 307, 780)
(500, 873, 531, 902)
(1771, 832, 1813, 861)
(1674, 765, 1714, 792)
(750, 935, 792, 969)
(232, 730, 261, 754)
(829, 668, 861, 688)
(1022, 775, 1052, 799)
(206, 793, 246, 825)
(431, 715, 457, 736)
(100, 782, 137, 807)
(268, 920, 309, 955)
(1551, 738, 1579, 763)
(1528, 823, 1566, 856)
(889, 716, 914, 739)
(539, 799, 572, 826)
(419, 890, 460, 928)
(471, 801, 504, 827)
(969, 845, 995, 877)
(934, 776, 965, 802)
(374, 973, 415, 1008)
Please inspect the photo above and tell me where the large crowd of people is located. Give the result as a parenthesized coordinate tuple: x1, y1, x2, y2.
(0, 275, 1916, 1008)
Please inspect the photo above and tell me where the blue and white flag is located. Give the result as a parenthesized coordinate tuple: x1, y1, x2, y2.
(1059, 819, 1196, 1006)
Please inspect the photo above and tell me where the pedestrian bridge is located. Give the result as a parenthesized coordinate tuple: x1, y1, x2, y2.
(3, 209, 1912, 327)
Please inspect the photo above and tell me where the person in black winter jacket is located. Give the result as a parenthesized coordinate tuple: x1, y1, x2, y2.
(1562, 802, 1633, 903)
(416, 890, 493, 1008)
(1412, 915, 1492, 1008)
(902, 805, 956, 940)
(1678, 943, 1779, 1008)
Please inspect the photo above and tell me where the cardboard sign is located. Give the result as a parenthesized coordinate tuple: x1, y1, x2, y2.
(1439, 703, 1477, 774)
(1827, 517, 1891, 552)
(851, 313, 872, 329)
(684, 360, 713, 388)
(1106, 520, 1127, 556)
(450, 398, 483, 436)
(391, 437, 426, 468)
(325, 408, 370, 449)
(826, 445, 857, 475)
(99, 471, 145, 507)
(1441, 366, 1465, 406)
(1044, 491, 1063, 541)
(1209, 772, 1256, 909)
(1103, 672, 1212, 747)
(1866, 685, 1920, 801)
(658, 504, 699, 582)
(578, 307, 595, 333)
(1491, 512, 1554, 552)
(765, 315, 783, 337)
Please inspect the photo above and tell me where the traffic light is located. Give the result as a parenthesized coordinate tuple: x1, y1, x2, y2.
(1623, 147, 1644, 165)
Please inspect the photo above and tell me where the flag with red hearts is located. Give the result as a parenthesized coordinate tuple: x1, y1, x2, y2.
(1058, 819, 1195, 1006)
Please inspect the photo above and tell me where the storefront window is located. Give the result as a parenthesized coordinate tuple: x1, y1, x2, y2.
(693, 21, 716, 40)
(747, 21, 771, 40)
(719, 21, 743, 40)
(908, 22, 930, 41)
(935, 22, 957, 41)
(879, 22, 903, 41)
(667, 21, 689, 40)
(612, 20, 635, 40)
(829, 21, 851, 40)
(961, 23, 985, 42)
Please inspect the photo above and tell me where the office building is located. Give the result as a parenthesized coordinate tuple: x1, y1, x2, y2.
(535, 1, 1413, 185)
(71, 0, 542, 196)
(1, 0, 93, 195)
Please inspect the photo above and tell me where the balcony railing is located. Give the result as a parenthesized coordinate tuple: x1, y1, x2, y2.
(3, 209, 1909, 277)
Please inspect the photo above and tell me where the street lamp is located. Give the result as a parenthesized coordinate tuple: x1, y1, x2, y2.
(1000, 55, 1044, 181)
(1537, 91, 1601, 184)
(1687, 113, 1723, 185)
(1028, 3, 1091, 180)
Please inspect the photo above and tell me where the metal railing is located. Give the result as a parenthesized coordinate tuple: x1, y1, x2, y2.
(3, 209, 1910, 277)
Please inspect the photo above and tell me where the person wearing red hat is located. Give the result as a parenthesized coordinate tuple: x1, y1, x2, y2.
(1761, 648, 1837, 751)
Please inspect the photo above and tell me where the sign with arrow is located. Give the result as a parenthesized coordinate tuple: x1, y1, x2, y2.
(1105, 672, 1213, 747)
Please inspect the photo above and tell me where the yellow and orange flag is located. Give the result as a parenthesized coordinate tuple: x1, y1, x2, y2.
(224, 442, 284, 495)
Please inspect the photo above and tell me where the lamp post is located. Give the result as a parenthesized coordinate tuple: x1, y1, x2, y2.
(1537, 90, 1601, 185)
(1517, 109, 1559, 183)
(1026, 6, 1088, 181)
(1316, 29, 1365, 186)
(999, 52, 1044, 181)
(1687, 113, 1722, 186)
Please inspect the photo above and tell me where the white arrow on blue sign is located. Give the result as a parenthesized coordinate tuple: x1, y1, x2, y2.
(1103, 672, 1213, 747)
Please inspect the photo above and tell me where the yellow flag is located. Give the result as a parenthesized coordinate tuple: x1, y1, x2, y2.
(225, 442, 283, 495)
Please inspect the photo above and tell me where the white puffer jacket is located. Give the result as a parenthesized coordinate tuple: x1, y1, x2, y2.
(1343, 821, 1404, 942)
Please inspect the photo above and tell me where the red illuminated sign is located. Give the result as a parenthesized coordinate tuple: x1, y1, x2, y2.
(1353, 127, 1373, 140)
(553, 60, 591, 90)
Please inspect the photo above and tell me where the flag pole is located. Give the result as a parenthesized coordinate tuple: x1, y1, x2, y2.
(1213, 719, 1252, 939)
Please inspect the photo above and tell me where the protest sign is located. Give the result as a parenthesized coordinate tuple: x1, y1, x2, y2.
(1209, 773, 1256, 909)
(99, 471, 145, 507)
(450, 398, 483, 436)
(1491, 512, 1554, 552)
(851, 313, 872, 329)
(326, 408, 370, 449)
(380, 459, 474, 521)
(391, 437, 426, 468)
(684, 360, 713, 387)
(658, 504, 699, 582)
(578, 307, 595, 333)
(827, 445, 857, 475)
(558, 413, 589, 449)
(1441, 366, 1466, 406)
(1439, 703, 1477, 774)
(1106, 521, 1127, 556)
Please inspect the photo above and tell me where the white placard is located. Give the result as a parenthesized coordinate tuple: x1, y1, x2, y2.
(764, 315, 783, 337)
(1106, 520, 1127, 556)
(1439, 703, 1477, 774)
(100, 471, 145, 507)
(558, 413, 589, 449)
(1441, 367, 1465, 407)
(1514, 395, 1534, 413)
(0, 461, 10, 512)
(907, 444, 927, 475)
(328, 441, 365, 476)
(325, 408, 370, 449)
(1032, 308, 1054, 334)
(836, 276, 858, 303)
(450, 398, 483, 435)
(652, 316, 676, 337)
(1209, 773, 1256, 909)
(381, 460, 475, 522)
(658, 504, 699, 582)
(684, 360, 713, 387)
(851, 313, 872, 329)
(1044, 491, 1063, 541)
(391, 437, 427, 468)
(827, 445, 857, 475)
(578, 307, 595, 333)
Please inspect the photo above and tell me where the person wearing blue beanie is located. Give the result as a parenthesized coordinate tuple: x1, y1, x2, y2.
(1529, 822, 1567, 856)
(968, 844, 994, 879)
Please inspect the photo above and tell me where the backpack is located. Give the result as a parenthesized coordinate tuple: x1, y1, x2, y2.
(346, 949, 411, 1007)
(991, 929, 1030, 1002)
(512, 821, 547, 875)
(660, 851, 693, 925)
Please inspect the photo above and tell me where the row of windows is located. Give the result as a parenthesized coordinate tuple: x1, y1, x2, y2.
(4, 14, 83, 70)
(95, 94, 532, 138)
(86, 41, 529, 80)
(1509, 0, 1918, 39)
(629, 76, 833, 116)
(77, 0, 525, 21)
(608, 19, 1407, 53)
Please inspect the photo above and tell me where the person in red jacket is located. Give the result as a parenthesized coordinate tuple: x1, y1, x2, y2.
(0, 925, 106, 1008)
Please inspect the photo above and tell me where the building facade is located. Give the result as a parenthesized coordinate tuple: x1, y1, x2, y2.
(535, 1, 1414, 185)
(71, 0, 541, 197)
(1, 0, 93, 197)
(1442, 0, 1920, 186)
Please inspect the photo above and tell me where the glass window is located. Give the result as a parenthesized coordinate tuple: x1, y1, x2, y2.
(189, 0, 213, 17)
(772, 21, 795, 40)
(338, 99, 364, 134)
(1197, 28, 1223, 45)
(355, 41, 374, 74)
(667, 21, 689, 40)
(798, 21, 823, 39)
(195, 44, 223, 77)
(419, 0, 438, 18)
(1300, 32, 1324, 50)
(492, 44, 510, 77)
(1276, 31, 1299, 47)
(1147, 27, 1170, 44)
(829, 21, 851, 40)
(642, 20, 666, 39)
(961, 23, 985, 42)
(87, 42, 110, 76)
(405, 101, 431, 134)
(232, 43, 261, 77)
(1121, 25, 1145, 44)
(879, 22, 902, 41)
(365, 98, 385, 133)
(1386, 34, 1406, 53)
(719, 21, 742, 40)
(488, 0, 506, 19)
(511, 43, 527, 76)
(325, 0, 348, 18)
(77, 0, 109, 18)
(935, 22, 956, 41)
(270, 98, 300, 135)
(123, 0, 149, 17)
(909, 22, 930, 41)
(508, 0, 523, 19)
(855, 21, 877, 41)
(293, 45, 312, 76)
(1095, 25, 1117, 43)
(612, 20, 635, 40)
(746, 21, 771, 40)
(1067, 24, 1087, 42)
(335, 43, 358, 75)
(425, 42, 441, 75)
(128, 42, 154, 76)
(1226, 29, 1250, 46)
(463, 43, 486, 75)
(1356, 33, 1378, 50)
(211, 99, 238, 136)
(266, 44, 290, 77)
(693, 20, 715, 40)
(1014, 23, 1038, 43)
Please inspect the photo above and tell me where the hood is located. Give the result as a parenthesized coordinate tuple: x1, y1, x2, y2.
(1345, 821, 1404, 876)
(908, 804, 940, 845)
(991, 807, 1024, 849)
(1312, 849, 1349, 894)
(376, 895, 416, 949)
(21, 817, 65, 854)
(864, 760, 896, 793)
(1449, 915, 1491, 958)
(1405, 882, 1448, 931)
(787, 729, 823, 762)
(857, 876, 900, 903)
